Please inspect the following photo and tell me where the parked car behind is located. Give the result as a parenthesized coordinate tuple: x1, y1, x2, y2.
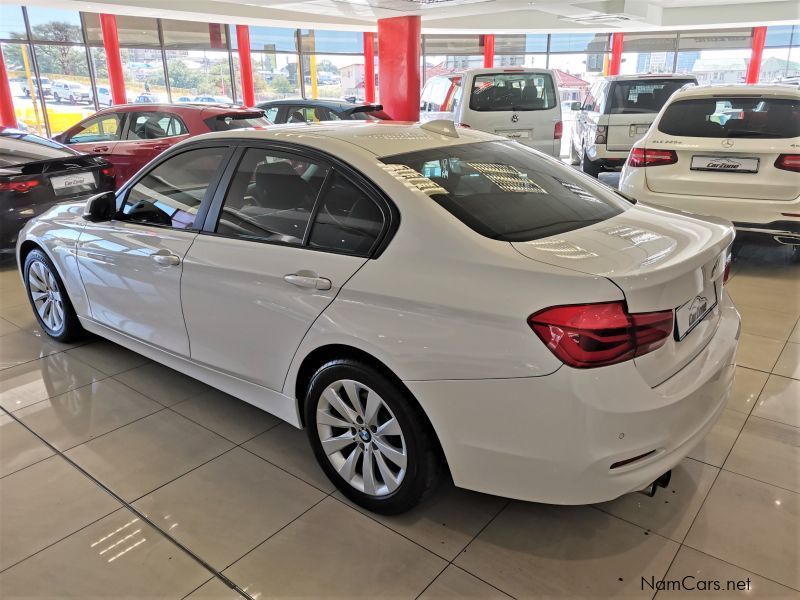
(620, 84, 800, 251)
(570, 74, 697, 176)
(193, 95, 233, 104)
(52, 80, 92, 104)
(96, 86, 113, 106)
(0, 127, 114, 249)
(420, 67, 563, 157)
(20, 77, 52, 99)
(53, 103, 269, 186)
(257, 98, 390, 124)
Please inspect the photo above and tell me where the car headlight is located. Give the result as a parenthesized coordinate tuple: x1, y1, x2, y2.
(594, 125, 607, 145)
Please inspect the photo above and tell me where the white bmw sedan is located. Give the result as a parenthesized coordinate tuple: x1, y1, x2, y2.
(619, 84, 800, 248)
(16, 121, 739, 514)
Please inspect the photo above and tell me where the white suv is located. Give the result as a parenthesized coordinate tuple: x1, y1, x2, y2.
(620, 84, 800, 248)
(571, 74, 697, 177)
(420, 68, 563, 157)
(52, 80, 92, 104)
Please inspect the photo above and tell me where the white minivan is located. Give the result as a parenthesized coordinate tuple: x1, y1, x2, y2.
(420, 67, 562, 157)
(570, 74, 697, 176)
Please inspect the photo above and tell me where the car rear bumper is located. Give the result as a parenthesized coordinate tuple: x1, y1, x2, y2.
(620, 168, 800, 229)
(406, 290, 740, 505)
(585, 144, 629, 169)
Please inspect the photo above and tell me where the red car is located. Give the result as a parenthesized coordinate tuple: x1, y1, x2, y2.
(54, 104, 269, 186)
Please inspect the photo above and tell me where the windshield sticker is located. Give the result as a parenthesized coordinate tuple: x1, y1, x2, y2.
(465, 162, 547, 194)
(383, 164, 448, 196)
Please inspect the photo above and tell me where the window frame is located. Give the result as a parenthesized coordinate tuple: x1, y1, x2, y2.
(123, 110, 189, 141)
(112, 141, 236, 231)
(200, 140, 399, 259)
(67, 112, 125, 144)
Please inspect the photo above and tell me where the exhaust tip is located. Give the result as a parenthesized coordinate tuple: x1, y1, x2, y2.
(774, 235, 800, 246)
(638, 470, 672, 498)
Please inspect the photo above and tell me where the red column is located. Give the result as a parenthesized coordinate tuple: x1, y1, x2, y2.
(363, 32, 375, 104)
(483, 34, 495, 68)
(99, 15, 126, 105)
(746, 26, 767, 84)
(0, 45, 17, 127)
(236, 25, 255, 107)
(377, 16, 421, 121)
(608, 32, 624, 76)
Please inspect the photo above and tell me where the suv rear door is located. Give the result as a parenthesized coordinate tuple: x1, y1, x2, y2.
(605, 78, 695, 152)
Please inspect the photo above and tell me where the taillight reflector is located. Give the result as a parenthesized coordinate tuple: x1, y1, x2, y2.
(0, 179, 41, 193)
(775, 154, 800, 172)
(628, 147, 678, 168)
(101, 165, 114, 177)
(723, 250, 732, 284)
(528, 301, 673, 369)
(554, 121, 563, 140)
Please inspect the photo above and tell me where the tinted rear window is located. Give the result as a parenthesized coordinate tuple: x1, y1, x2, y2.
(381, 141, 626, 242)
(658, 97, 800, 138)
(469, 73, 556, 112)
(607, 79, 692, 114)
(204, 114, 270, 131)
(0, 134, 77, 167)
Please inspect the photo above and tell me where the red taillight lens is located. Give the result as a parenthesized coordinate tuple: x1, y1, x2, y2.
(0, 179, 41, 193)
(528, 301, 673, 369)
(628, 148, 678, 168)
(456, 122, 471, 128)
(775, 154, 800, 172)
(554, 121, 563, 140)
(101, 165, 115, 177)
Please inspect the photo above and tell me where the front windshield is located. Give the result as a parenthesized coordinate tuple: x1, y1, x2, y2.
(381, 141, 627, 242)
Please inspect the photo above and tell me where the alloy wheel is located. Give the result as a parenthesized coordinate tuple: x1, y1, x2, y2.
(28, 260, 65, 332)
(316, 379, 407, 497)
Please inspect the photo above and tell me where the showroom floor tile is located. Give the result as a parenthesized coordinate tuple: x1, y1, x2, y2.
(0, 245, 798, 599)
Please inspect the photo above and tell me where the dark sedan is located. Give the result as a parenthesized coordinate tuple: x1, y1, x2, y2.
(0, 128, 114, 249)
(257, 99, 390, 124)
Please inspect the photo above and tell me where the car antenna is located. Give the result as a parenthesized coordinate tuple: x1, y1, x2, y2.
(420, 120, 459, 138)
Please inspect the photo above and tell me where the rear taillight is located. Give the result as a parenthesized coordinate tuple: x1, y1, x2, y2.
(101, 165, 115, 177)
(723, 250, 732, 284)
(456, 122, 471, 128)
(628, 148, 678, 168)
(775, 154, 800, 172)
(528, 301, 674, 369)
(0, 179, 41, 193)
(554, 121, 563, 140)
(594, 125, 607, 144)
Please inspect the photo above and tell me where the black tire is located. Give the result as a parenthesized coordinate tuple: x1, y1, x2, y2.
(23, 249, 84, 343)
(582, 154, 602, 177)
(54, 93, 60, 103)
(305, 359, 441, 514)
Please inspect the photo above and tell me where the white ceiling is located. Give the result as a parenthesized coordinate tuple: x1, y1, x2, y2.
(10, 0, 800, 32)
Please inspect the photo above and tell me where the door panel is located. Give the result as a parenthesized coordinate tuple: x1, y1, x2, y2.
(181, 236, 366, 389)
(76, 222, 196, 356)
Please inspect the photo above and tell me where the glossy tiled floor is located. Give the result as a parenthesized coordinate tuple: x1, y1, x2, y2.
(0, 242, 798, 600)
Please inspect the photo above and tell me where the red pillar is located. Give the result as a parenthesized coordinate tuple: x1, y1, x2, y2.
(0, 45, 17, 127)
(236, 25, 255, 107)
(363, 32, 375, 104)
(608, 32, 624, 76)
(483, 34, 495, 68)
(377, 16, 421, 121)
(99, 15, 126, 105)
(746, 26, 767, 84)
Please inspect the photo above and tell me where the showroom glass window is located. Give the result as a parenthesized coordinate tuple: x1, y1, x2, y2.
(299, 30, 365, 102)
(759, 25, 800, 82)
(121, 147, 228, 229)
(232, 26, 300, 103)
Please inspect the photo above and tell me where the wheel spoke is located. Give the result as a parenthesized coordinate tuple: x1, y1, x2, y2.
(53, 301, 64, 326)
(37, 298, 50, 320)
(376, 417, 401, 436)
(30, 291, 48, 302)
(341, 380, 364, 420)
(322, 387, 359, 425)
(362, 445, 377, 495)
(316, 409, 352, 429)
(338, 444, 362, 482)
(363, 390, 381, 428)
(373, 438, 407, 470)
(321, 431, 354, 455)
(374, 450, 400, 493)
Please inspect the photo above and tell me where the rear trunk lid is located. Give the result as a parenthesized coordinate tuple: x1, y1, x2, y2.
(512, 205, 734, 386)
(606, 113, 655, 152)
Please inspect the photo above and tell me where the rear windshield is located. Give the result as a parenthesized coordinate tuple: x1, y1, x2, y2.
(381, 141, 626, 242)
(607, 79, 692, 114)
(658, 97, 800, 138)
(470, 73, 557, 112)
(204, 114, 270, 131)
(0, 134, 77, 168)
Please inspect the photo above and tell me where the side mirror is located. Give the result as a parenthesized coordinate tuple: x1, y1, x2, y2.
(571, 101, 582, 111)
(83, 191, 117, 222)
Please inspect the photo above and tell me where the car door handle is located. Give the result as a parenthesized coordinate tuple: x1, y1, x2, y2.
(151, 250, 181, 266)
(152, 144, 169, 152)
(284, 273, 331, 291)
(91, 146, 109, 152)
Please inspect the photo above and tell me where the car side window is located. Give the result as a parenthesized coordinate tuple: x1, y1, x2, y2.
(120, 147, 227, 229)
(309, 172, 384, 255)
(263, 107, 279, 122)
(126, 112, 188, 140)
(286, 106, 321, 123)
(215, 148, 330, 244)
(68, 114, 122, 144)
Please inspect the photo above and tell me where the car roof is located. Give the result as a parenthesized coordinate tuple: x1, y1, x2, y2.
(669, 83, 800, 99)
(181, 120, 499, 158)
(258, 98, 372, 110)
(431, 67, 554, 79)
(603, 73, 697, 82)
(93, 103, 264, 115)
